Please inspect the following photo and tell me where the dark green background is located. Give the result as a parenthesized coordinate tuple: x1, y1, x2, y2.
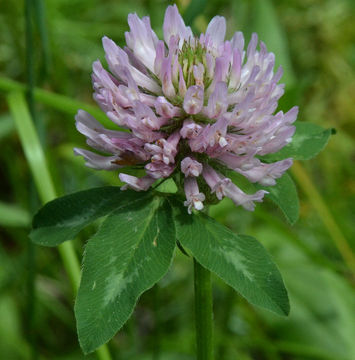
(0, 0, 354, 359)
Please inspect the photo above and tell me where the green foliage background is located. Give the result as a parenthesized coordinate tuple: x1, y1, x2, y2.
(0, 0, 354, 359)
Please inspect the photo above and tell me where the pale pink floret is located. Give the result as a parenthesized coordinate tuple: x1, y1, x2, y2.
(235, 159, 293, 186)
(203, 82, 228, 119)
(202, 165, 267, 211)
(155, 97, 181, 118)
(193, 63, 205, 87)
(145, 161, 174, 179)
(163, 4, 193, 47)
(145, 131, 180, 165)
(184, 177, 206, 214)
(75, 5, 298, 214)
(119, 174, 155, 191)
(74, 148, 121, 170)
(220, 180, 267, 211)
(180, 120, 203, 139)
(181, 157, 203, 177)
(125, 14, 158, 72)
(183, 86, 204, 114)
(205, 16, 226, 48)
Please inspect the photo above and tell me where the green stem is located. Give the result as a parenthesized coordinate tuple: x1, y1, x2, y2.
(194, 258, 214, 360)
(95, 344, 112, 360)
(57, 243, 81, 293)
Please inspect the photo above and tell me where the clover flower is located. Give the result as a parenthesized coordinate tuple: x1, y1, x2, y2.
(74, 4, 298, 214)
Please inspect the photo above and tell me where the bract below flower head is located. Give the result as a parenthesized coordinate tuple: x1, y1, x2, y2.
(74, 4, 298, 213)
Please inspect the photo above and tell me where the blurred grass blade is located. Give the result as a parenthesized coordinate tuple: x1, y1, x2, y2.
(25, 0, 36, 119)
(0, 202, 31, 227)
(0, 114, 15, 141)
(33, 0, 51, 78)
(252, 0, 296, 86)
(275, 341, 349, 360)
(183, 0, 207, 26)
(7, 91, 55, 202)
(291, 161, 355, 275)
(0, 76, 112, 128)
(7, 91, 112, 360)
(24, 1, 44, 357)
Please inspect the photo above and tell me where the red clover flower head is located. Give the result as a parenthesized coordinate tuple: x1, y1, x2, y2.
(74, 5, 298, 214)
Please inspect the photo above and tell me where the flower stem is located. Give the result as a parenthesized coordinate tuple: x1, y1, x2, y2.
(194, 258, 214, 360)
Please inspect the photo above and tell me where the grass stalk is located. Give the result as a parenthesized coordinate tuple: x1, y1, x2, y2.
(24, 1, 39, 358)
(7, 90, 112, 360)
(32, 0, 51, 79)
(291, 161, 355, 275)
(0, 76, 113, 127)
